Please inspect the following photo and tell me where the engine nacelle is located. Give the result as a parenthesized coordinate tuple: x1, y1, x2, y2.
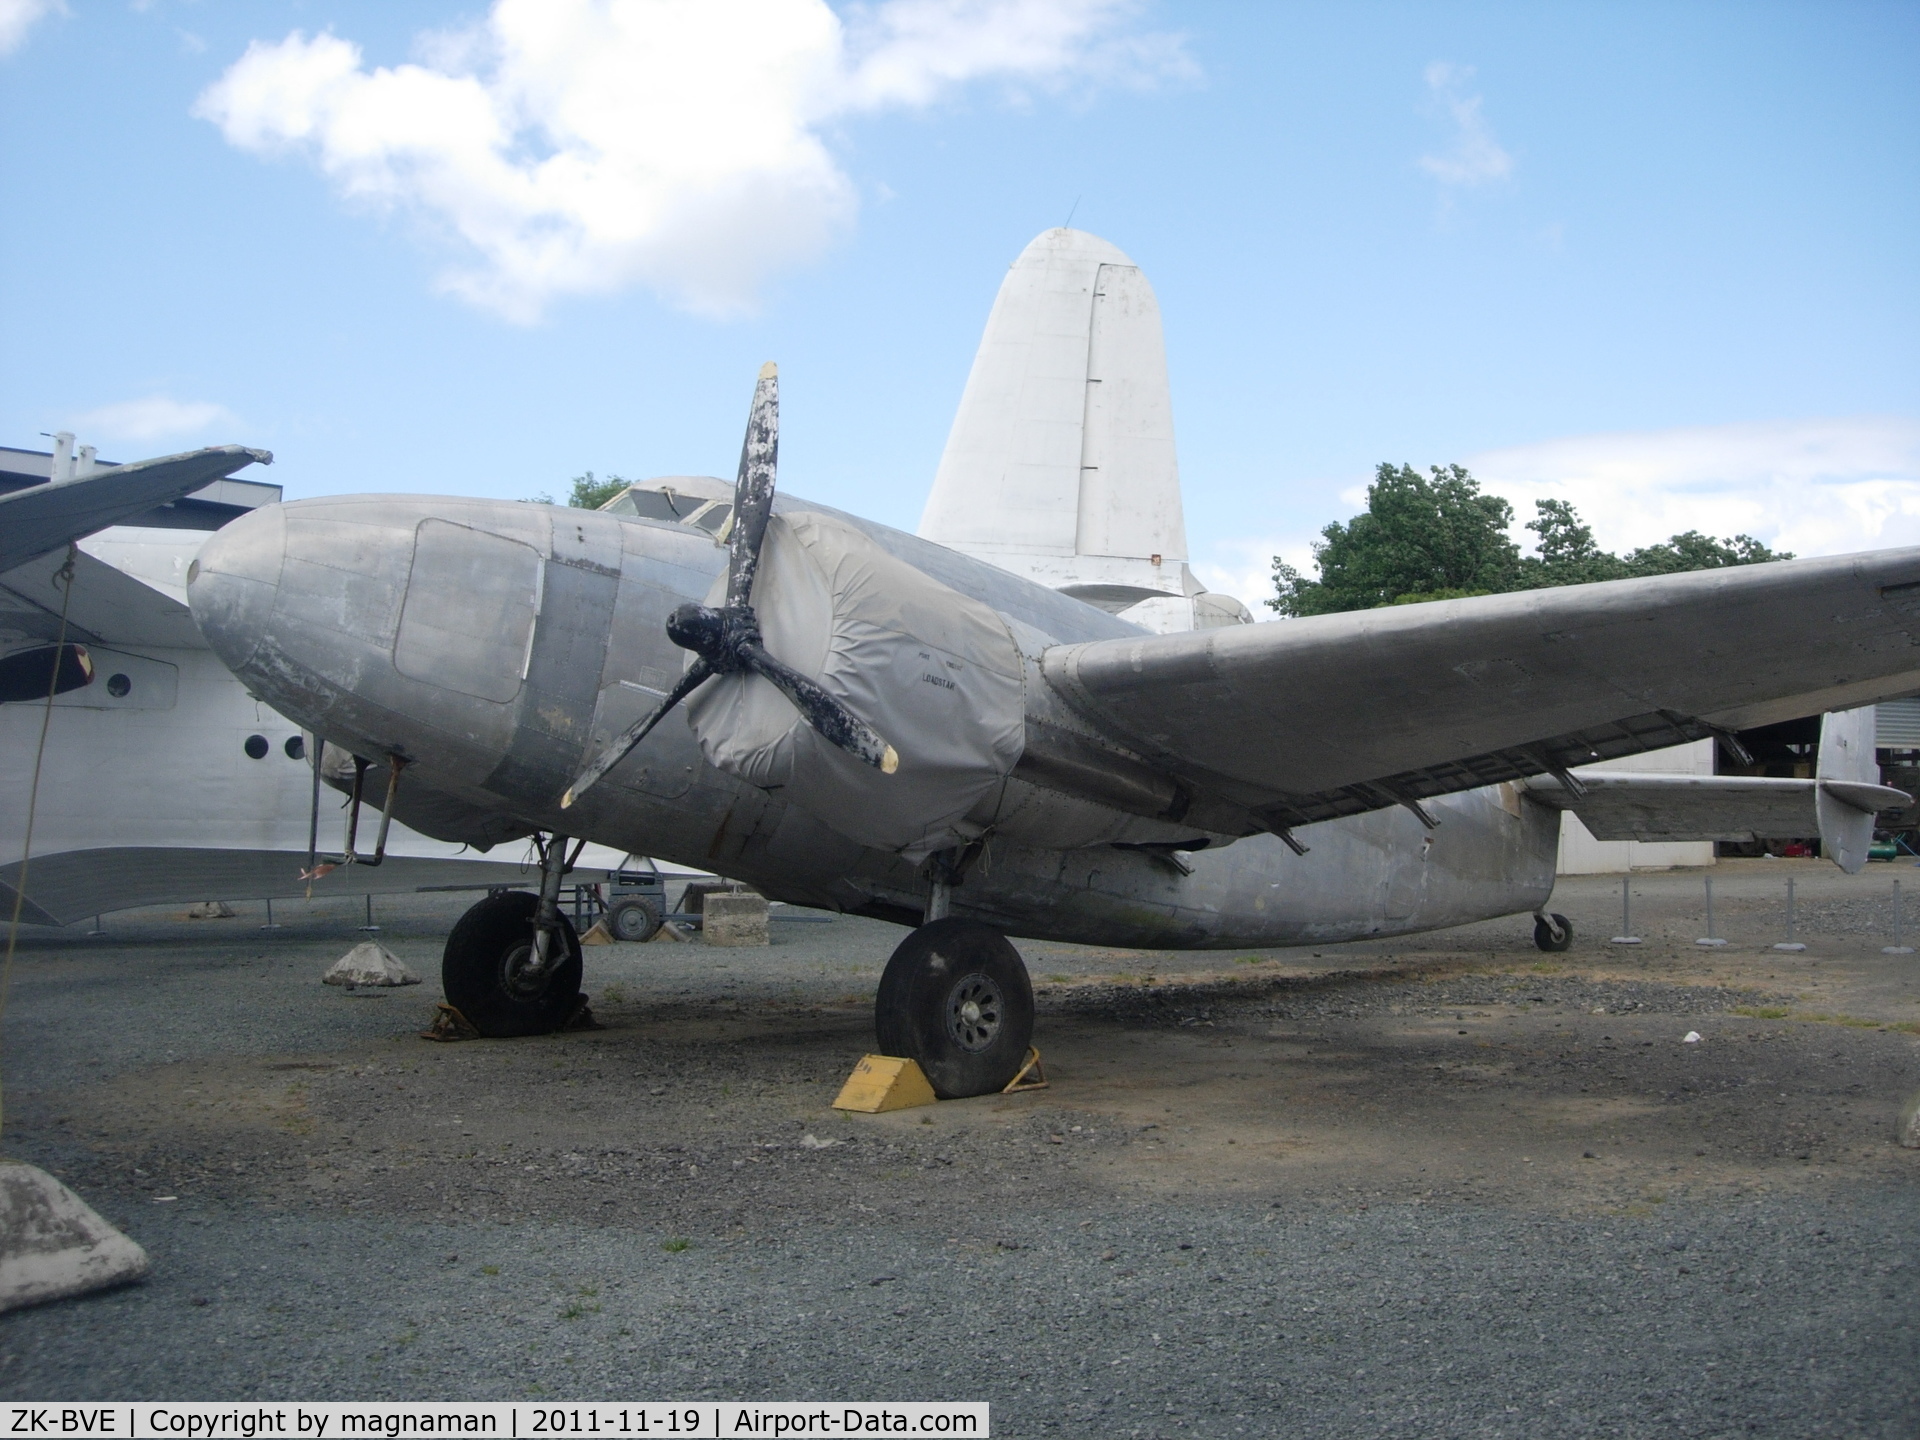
(685, 511, 1026, 860)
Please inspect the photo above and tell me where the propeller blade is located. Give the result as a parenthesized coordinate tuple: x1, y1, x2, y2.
(739, 641, 899, 774)
(561, 658, 714, 809)
(726, 362, 779, 610)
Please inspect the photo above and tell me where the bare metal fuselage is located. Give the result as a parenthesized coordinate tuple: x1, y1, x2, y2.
(188, 492, 1559, 949)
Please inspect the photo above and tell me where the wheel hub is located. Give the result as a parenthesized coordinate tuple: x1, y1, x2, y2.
(501, 937, 555, 1000)
(945, 973, 1003, 1052)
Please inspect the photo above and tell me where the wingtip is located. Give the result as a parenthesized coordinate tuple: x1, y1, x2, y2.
(881, 745, 899, 775)
(758, 361, 777, 381)
(560, 787, 577, 810)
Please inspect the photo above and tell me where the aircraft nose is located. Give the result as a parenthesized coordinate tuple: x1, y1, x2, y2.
(188, 501, 287, 673)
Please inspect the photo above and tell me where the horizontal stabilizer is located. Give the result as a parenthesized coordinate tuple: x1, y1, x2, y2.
(0, 445, 271, 575)
(1522, 772, 1907, 873)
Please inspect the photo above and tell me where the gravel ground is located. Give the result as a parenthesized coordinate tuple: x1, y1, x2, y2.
(0, 860, 1916, 1437)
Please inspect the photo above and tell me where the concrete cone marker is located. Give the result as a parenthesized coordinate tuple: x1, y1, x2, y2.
(0, 1161, 149, 1313)
(323, 940, 420, 987)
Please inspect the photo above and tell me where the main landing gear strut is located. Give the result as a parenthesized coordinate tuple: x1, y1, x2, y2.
(442, 832, 585, 1036)
(873, 847, 1035, 1099)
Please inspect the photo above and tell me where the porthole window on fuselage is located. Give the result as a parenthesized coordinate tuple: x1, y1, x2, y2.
(244, 734, 269, 760)
(285, 735, 306, 760)
(106, 673, 131, 698)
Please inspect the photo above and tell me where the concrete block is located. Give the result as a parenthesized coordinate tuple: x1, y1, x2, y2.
(1900, 1089, 1920, 1149)
(0, 1162, 149, 1314)
(323, 940, 420, 986)
(703, 891, 769, 947)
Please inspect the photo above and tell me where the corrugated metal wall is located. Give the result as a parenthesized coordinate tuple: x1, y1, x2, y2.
(1877, 699, 1920, 747)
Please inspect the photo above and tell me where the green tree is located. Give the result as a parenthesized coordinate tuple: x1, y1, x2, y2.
(1269, 467, 1792, 615)
(1619, 530, 1786, 576)
(1517, 498, 1631, 586)
(1270, 464, 1521, 616)
(568, 471, 629, 510)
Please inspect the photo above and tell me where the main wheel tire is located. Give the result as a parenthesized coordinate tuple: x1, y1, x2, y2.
(442, 890, 584, 1037)
(875, 918, 1034, 1099)
(1533, 912, 1573, 952)
(608, 896, 662, 943)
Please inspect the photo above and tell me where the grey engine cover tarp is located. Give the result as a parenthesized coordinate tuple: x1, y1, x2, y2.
(685, 510, 1025, 859)
(1040, 549, 1920, 816)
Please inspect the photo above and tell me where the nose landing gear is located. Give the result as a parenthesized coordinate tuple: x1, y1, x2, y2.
(442, 832, 584, 1036)
(875, 918, 1035, 1098)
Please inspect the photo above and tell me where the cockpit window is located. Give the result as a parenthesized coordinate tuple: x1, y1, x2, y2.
(690, 502, 733, 536)
(601, 487, 702, 522)
(600, 486, 733, 539)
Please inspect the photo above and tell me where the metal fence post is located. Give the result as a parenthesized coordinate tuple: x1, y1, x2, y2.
(1885, 879, 1914, 955)
(1610, 875, 1642, 945)
(1774, 876, 1805, 952)
(1697, 874, 1727, 947)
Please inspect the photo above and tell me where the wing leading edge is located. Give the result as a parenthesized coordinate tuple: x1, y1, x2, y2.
(1039, 549, 1920, 844)
(0, 445, 272, 575)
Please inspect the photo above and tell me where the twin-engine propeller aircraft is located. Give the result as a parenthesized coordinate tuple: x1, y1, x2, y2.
(187, 232, 1920, 1099)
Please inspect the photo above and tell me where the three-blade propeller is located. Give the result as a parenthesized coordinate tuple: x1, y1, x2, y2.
(562, 363, 898, 810)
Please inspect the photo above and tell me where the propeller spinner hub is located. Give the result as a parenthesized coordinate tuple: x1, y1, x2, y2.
(665, 602, 761, 673)
(666, 602, 726, 663)
(561, 361, 897, 811)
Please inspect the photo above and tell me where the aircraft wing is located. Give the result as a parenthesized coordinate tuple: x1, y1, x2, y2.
(0, 445, 271, 575)
(1040, 549, 1920, 839)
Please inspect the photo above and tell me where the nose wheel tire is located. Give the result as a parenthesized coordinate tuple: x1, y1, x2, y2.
(1533, 912, 1573, 952)
(442, 890, 584, 1036)
(875, 918, 1034, 1098)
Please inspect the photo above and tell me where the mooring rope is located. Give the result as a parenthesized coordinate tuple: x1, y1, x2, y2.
(0, 545, 79, 1147)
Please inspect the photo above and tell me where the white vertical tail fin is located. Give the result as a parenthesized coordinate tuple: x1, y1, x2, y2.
(919, 228, 1249, 632)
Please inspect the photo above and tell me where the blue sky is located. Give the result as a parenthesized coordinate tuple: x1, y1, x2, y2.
(3, 0, 1915, 608)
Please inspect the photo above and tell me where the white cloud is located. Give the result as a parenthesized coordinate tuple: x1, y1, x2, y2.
(1468, 416, 1920, 560)
(1419, 60, 1511, 188)
(194, 0, 1189, 322)
(1193, 535, 1305, 618)
(0, 0, 62, 56)
(70, 397, 240, 444)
